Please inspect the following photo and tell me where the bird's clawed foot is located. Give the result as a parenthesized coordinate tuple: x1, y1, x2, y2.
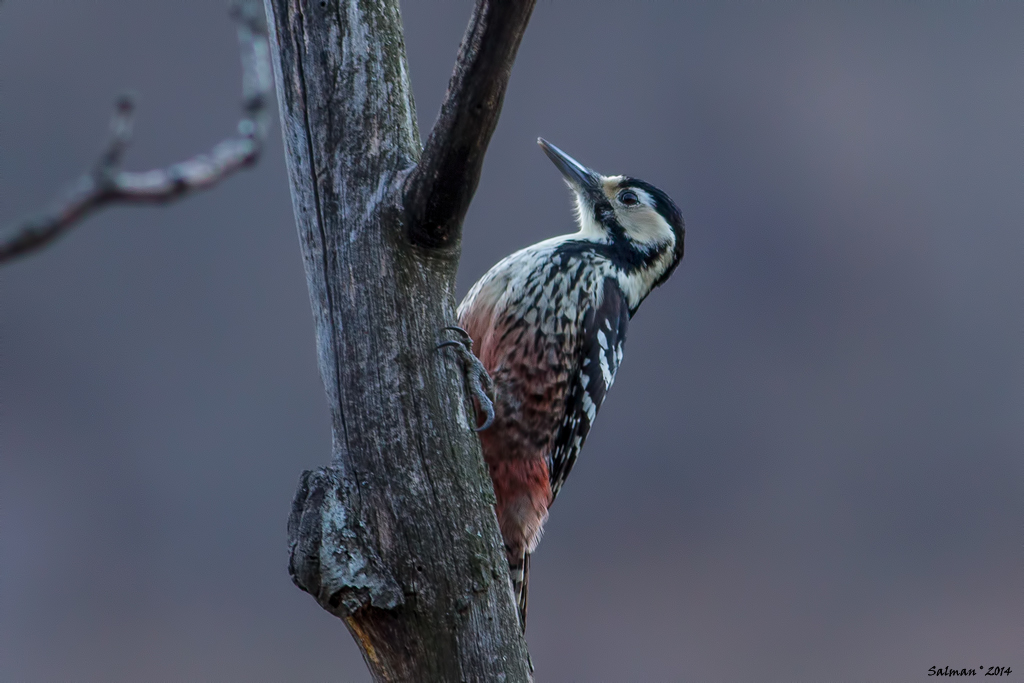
(437, 326, 495, 432)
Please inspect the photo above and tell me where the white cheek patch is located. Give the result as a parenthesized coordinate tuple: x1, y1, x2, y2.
(623, 207, 674, 246)
(599, 183, 675, 248)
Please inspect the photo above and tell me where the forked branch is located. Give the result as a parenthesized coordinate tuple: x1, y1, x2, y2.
(265, 0, 538, 678)
(404, 0, 537, 249)
(0, 0, 272, 265)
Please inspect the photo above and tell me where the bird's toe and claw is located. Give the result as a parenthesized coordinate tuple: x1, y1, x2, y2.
(437, 326, 495, 432)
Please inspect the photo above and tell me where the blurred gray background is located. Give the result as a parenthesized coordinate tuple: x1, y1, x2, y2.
(1, 1, 1021, 681)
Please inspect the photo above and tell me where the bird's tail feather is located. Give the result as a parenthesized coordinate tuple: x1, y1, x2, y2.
(507, 550, 530, 632)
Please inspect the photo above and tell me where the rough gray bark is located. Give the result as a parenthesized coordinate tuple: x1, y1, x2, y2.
(264, 0, 535, 680)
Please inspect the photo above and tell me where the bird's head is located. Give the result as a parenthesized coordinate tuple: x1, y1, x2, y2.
(538, 138, 684, 277)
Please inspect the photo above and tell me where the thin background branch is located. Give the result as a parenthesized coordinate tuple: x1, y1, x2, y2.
(0, 0, 271, 265)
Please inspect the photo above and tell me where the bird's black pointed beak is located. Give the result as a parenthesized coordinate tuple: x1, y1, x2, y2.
(538, 138, 602, 193)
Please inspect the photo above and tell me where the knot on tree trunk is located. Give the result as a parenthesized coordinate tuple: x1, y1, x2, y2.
(288, 467, 404, 617)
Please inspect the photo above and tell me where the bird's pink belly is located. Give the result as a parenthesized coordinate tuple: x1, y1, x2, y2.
(485, 457, 551, 554)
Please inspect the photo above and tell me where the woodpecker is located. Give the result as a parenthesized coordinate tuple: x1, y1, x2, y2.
(452, 139, 685, 630)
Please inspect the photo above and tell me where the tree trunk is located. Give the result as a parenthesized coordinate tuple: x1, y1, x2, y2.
(262, 0, 535, 680)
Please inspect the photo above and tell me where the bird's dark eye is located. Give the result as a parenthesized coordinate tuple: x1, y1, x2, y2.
(618, 190, 639, 206)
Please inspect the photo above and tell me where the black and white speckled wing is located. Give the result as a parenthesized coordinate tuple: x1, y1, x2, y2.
(548, 277, 630, 502)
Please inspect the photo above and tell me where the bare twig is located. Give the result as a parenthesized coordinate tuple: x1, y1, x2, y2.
(0, 0, 272, 264)
(403, 0, 537, 249)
